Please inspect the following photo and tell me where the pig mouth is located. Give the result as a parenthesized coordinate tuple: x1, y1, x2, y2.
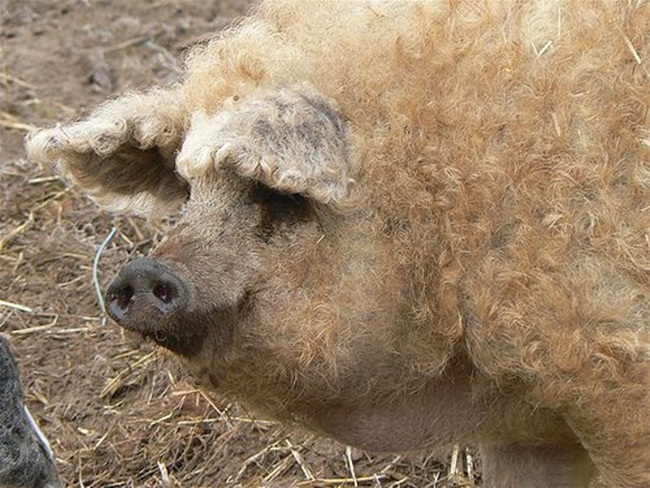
(133, 306, 240, 359)
(140, 317, 208, 357)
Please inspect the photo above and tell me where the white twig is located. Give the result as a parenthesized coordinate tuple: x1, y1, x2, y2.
(285, 439, 314, 481)
(465, 448, 474, 484)
(157, 461, 171, 488)
(449, 444, 460, 485)
(0, 299, 34, 313)
(623, 35, 641, 65)
(345, 446, 359, 488)
(93, 227, 117, 325)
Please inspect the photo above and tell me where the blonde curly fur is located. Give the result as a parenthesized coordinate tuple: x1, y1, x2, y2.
(26, 1, 649, 487)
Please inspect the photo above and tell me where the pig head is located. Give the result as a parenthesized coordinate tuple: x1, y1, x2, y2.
(103, 88, 354, 362)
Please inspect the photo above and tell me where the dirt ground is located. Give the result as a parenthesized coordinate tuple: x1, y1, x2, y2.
(1, 1, 477, 486)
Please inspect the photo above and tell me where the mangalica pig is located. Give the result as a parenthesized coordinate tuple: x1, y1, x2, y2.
(26, 1, 650, 486)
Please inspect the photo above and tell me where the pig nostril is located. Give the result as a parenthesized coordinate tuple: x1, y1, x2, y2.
(114, 285, 134, 310)
(153, 282, 175, 304)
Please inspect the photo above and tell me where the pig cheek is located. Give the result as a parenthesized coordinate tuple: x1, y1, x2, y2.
(179, 306, 248, 390)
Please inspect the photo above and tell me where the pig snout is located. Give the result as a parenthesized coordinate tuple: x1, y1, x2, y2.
(106, 258, 186, 334)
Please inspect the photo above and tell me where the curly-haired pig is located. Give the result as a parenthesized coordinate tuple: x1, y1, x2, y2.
(26, 1, 650, 486)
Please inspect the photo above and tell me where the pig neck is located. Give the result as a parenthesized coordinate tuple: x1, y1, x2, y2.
(299, 356, 573, 453)
(299, 357, 482, 452)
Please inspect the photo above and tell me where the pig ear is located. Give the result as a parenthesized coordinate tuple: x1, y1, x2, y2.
(25, 88, 189, 216)
(176, 88, 353, 205)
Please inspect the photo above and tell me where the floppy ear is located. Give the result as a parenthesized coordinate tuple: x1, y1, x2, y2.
(176, 87, 353, 205)
(25, 87, 189, 215)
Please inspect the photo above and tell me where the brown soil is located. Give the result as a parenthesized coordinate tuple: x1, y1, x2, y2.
(1, 1, 476, 486)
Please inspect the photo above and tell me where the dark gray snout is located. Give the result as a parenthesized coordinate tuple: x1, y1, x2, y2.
(106, 259, 186, 334)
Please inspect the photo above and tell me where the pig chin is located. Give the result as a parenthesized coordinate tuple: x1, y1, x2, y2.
(138, 312, 209, 358)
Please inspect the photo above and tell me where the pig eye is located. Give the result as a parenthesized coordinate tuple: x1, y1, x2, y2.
(247, 184, 308, 214)
(261, 189, 308, 217)
(248, 184, 312, 240)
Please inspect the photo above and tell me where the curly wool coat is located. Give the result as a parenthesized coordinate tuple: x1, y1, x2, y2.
(27, 1, 649, 487)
